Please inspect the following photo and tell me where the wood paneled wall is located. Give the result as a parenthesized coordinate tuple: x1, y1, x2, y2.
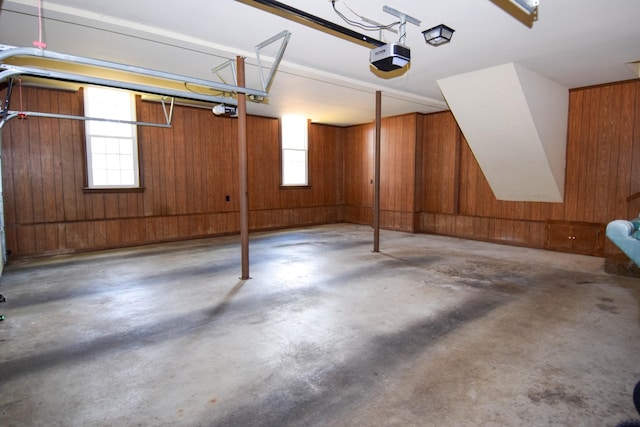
(379, 114, 418, 231)
(341, 81, 640, 255)
(3, 79, 639, 258)
(248, 119, 344, 229)
(419, 112, 460, 215)
(342, 114, 419, 231)
(343, 123, 374, 225)
(1, 86, 342, 257)
(418, 80, 640, 254)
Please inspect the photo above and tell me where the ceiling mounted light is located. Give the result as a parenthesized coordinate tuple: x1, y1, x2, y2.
(422, 24, 455, 46)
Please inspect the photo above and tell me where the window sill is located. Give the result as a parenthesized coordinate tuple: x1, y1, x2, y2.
(83, 187, 146, 194)
(280, 185, 311, 190)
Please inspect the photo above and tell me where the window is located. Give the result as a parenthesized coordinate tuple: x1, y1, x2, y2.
(281, 115, 308, 186)
(84, 86, 140, 189)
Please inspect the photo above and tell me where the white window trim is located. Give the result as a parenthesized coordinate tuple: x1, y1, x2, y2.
(281, 115, 309, 187)
(84, 86, 141, 189)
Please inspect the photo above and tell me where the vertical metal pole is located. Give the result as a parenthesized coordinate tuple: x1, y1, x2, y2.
(373, 90, 381, 252)
(0, 83, 11, 273)
(237, 56, 250, 279)
(0, 128, 5, 274)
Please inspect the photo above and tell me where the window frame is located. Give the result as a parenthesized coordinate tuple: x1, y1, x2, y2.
(280, 115, 310, 188)
(82, 86, 143, 192)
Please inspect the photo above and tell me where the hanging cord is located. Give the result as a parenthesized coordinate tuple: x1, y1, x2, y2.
(33, 0, 47, 49)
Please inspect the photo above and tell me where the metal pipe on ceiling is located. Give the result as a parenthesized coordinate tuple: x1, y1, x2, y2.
(0, 45, 268, 100)
(0, 65, 238, 106)
(1, 110, 173, 129)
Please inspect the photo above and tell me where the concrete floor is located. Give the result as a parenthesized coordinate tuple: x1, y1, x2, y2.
(0, 224, 639, 426)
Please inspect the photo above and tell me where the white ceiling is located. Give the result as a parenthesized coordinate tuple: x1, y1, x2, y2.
(1, 0, 640, 126)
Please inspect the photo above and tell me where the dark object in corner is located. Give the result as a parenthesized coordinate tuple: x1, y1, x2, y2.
(615, 380, 640, 427)
(605, 253, 640, 278)
(635, 380, 640, 417)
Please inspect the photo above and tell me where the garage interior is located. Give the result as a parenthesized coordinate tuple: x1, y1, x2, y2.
(1, 0, 640, 426)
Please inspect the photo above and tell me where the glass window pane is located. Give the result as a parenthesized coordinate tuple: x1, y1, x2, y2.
(91, 137, 106, 154)
(105, 140, 120, 154)
(93, 169, 107, 186)
(84, 87, 139, 188)
(120, 154, 134, 171)
(91, 122, 131, 138)
(119, 139, 133, 155)
(282, 116, 307, 150)
(106, 154, 120, 169)
(92, 153, 107, 170)
(107, 170, 121, 185)
(281, 115, 308, 186)
(283, 149, 307, 185)
(121, 170, 134, 185)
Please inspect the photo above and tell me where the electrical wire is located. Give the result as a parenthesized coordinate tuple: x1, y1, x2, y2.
(344, 2, 397, 34)
(342, 1, 396, 29)
(331, 0, 400, 32)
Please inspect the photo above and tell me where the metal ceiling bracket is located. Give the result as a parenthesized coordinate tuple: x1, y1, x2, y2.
(255, 30, 291, 93)
(382, 6, 421, 46)
(160, 97, 175, 126)
(212, 59, 238, 87)
(211, 30, 290, 100)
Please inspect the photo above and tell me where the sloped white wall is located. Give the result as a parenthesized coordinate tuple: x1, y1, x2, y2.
(437, 63, 568, 202)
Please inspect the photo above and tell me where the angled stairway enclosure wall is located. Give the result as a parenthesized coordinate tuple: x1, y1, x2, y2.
(437, 62, 568, 202)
